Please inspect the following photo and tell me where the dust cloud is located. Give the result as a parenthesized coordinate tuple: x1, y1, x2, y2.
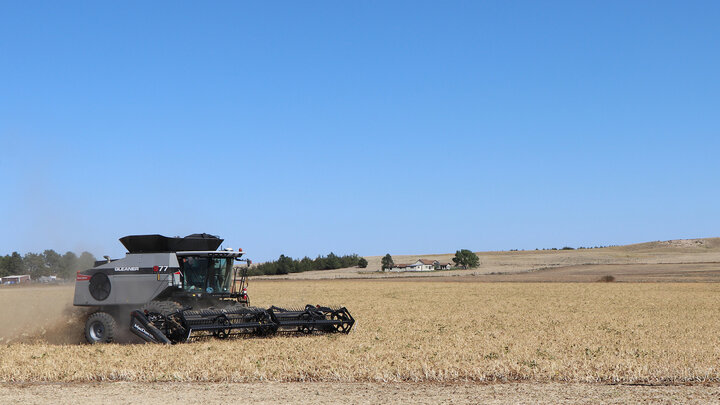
(0, 285, 86, 344)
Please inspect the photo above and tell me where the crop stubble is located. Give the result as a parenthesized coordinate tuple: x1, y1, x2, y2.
(0, 281, 719, 384)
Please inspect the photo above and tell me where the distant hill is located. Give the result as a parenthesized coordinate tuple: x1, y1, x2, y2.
(609, 238, 720, 252)
(253, 238, 720, 280)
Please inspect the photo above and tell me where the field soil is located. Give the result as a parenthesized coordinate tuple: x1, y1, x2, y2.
(2, 382, 720, 404)
(253, 238, 720, 281)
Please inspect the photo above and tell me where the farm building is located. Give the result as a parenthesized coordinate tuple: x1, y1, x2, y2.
(389, 259, 452, 272)
(435, 261, 452, 270)
(1, 275, 31, 284)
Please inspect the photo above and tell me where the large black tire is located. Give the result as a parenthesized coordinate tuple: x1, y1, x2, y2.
(85, 312, 117, 344)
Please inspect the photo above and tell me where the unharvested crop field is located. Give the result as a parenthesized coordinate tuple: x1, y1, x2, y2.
(1, 280, 720, 386)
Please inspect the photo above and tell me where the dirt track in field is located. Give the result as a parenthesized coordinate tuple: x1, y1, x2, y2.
(2, 382, 720, 404)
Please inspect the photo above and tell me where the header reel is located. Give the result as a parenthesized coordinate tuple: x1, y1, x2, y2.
(130, 304, 355, 344)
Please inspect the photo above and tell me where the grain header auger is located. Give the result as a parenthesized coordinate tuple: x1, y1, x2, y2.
(73, 233, 355, 344)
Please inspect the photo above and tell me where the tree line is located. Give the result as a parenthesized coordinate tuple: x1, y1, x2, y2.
(247, 252, 368, 276)
(0, 250, 97, 280)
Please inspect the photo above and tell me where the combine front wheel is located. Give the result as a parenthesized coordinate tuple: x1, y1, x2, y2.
(85, 312, 117, 344)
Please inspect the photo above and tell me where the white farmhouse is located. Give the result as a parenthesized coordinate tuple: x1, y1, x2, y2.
(389, 259, 452, 272)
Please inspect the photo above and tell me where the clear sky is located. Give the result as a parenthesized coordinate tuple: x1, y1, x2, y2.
(1, 1, 719, 261)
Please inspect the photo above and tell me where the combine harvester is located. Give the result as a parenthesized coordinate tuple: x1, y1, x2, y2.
(74, 234, 354, 344)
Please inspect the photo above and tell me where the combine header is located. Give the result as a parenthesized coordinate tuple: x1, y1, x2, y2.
(130, 305, 354, 344)
(74, 234, 355, 344)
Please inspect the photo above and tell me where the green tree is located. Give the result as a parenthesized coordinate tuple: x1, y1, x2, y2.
(257, 262, 277, 275)
(340, 254, 360, 268)
(0, 255, 9, 278)
(276, 254, 293, 275)
(78, 251, 97, 271)
(313, 255, 327, 270)
(452, 249, 480, 269)
(298, 256, 314, 272)
(381, 254, 394, 271)
(43, 249, 62, 275)
(6, 252, 24, 275)
(325, 252, 341, 269)
(59, 252, 78, 279)
(23, 253, 47, 280)
(358, 257, 368, 268)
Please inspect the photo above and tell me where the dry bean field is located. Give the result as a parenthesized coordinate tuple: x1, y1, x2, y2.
(1, 280, 719, 387)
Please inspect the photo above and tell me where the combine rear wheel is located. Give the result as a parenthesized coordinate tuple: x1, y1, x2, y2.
(85, 312, 117, 344)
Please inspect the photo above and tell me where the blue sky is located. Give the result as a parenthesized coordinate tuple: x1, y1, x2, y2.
(1, 1, 719, 261)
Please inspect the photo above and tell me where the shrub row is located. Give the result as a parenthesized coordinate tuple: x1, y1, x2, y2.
(247, 253, 366, 276)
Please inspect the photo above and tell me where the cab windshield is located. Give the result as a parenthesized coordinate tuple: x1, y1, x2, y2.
(180, 256, 233, 293)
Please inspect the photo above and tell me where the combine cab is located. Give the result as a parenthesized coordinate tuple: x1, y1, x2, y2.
(74, 233, 354, 344)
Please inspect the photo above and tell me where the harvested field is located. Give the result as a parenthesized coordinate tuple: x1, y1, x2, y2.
(1, 281, 720, 384)
(3, 382, 720, 404)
